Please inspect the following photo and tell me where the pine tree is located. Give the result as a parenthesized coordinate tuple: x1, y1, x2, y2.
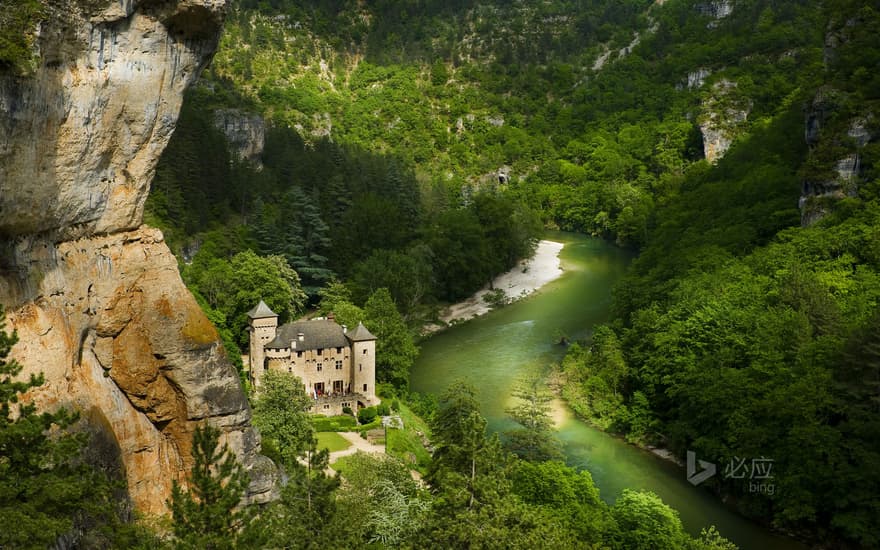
(169, 424, 256, 549)
(503, 374, 563, 462)
(262, 438, 343, 549)
(428, 381, 509, 508)
(280, 186, 335, 298)
(324, 172, 353, 230)
(250, 195, 279, 256)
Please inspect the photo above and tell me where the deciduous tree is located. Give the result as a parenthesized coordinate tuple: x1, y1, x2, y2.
(250, 371, 314, 467)
(364, 288, 419, 389)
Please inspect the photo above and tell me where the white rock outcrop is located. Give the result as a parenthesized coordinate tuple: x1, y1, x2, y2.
(698, 79, 750, 163)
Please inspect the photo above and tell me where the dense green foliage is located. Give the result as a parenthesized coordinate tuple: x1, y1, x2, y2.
(250, 371, 315, 465)
(419, 381, 735, 549)
(143, 0, 880, 547)
(363, 288, 420, 387)
(0, 0, 42, 75)
(186, 249, 307, 349)
(316, 284, 420, 389)
(197, 0, 819, 249)
(148, 91, 541, 315)
(556, 2, 880, 548)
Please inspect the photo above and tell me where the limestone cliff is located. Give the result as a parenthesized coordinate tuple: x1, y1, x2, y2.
(698, 79, 750, 164)
(212, 108, 266, 168)
(0, 0, 276, 515)
(799, 87, 874, 226)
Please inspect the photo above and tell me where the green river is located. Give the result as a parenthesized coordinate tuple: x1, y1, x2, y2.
(410, 232, 804, 550)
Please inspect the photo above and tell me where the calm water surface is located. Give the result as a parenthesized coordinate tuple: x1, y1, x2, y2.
(410, 232, 804, 550)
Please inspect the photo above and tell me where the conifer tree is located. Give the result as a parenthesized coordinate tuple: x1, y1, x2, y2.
(261, 438, 343, 549)
(169, 424, 256, 549)
(250, 195, 279, 256)
(428, 381, 509, 508)
(280, 185, 335, 298)
(503, 374, 563, 462)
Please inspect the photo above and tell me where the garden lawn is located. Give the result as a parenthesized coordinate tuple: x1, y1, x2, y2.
(316, 431, 352, 453)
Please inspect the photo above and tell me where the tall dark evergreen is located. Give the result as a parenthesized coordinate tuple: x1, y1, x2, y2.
(261, 438, 344, 549)
(250, 195, 279, 256)
(280, 185, 335, 298)
(428, 381, 509, 507)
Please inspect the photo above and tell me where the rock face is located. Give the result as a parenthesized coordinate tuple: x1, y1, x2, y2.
(1, 0, 227, 240)
(0, 0, 276, 515)
(698, 79, 750, 163)
(686, 68, 711, 89)
(213, 108, 266, 168)
(799, 90, 873, 225)
(697, 1, 733, 23)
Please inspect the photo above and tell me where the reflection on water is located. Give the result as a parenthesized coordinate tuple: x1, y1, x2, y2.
(411, 232, 804, 550)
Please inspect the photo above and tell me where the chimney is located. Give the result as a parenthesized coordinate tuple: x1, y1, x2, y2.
(298, 332, 305, 342)
(290, 340, 296, 350)
(342, 324, 348, 334)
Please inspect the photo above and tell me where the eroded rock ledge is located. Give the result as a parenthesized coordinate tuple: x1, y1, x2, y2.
(0, 0, 276, 514)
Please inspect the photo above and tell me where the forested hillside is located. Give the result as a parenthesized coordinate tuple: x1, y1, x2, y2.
(556, 2, 880, 548)
(145, 0, 880, 547)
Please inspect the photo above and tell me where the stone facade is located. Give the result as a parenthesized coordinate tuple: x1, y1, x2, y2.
(247, 301, 378, 415)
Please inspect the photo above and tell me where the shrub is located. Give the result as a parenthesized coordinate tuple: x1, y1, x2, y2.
(312, 414, 358, 432)
(483, 288, 508, 309)
(342, 406, 353, 415)
(358, 406, 378, 425)
(377, 402, 391, 416)
(391, 399, 400, 412)
(377, 382, 398, 399)
(408, 392, 438, 421)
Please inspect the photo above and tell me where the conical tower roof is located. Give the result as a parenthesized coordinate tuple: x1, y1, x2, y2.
(346, 321, 376, 342)
(246, 300, 278, 319)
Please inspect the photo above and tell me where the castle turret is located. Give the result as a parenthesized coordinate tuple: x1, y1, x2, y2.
(247, 300, 278, 389)
(347, 321, 377, 403)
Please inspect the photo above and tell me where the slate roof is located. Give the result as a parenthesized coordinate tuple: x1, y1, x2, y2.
(347, 322, 377, 342)
(247, 300, 278, 319)
(266, 319, 350, 351)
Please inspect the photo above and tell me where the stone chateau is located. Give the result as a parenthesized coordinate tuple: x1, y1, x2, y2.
(247, 300, 378, 415)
